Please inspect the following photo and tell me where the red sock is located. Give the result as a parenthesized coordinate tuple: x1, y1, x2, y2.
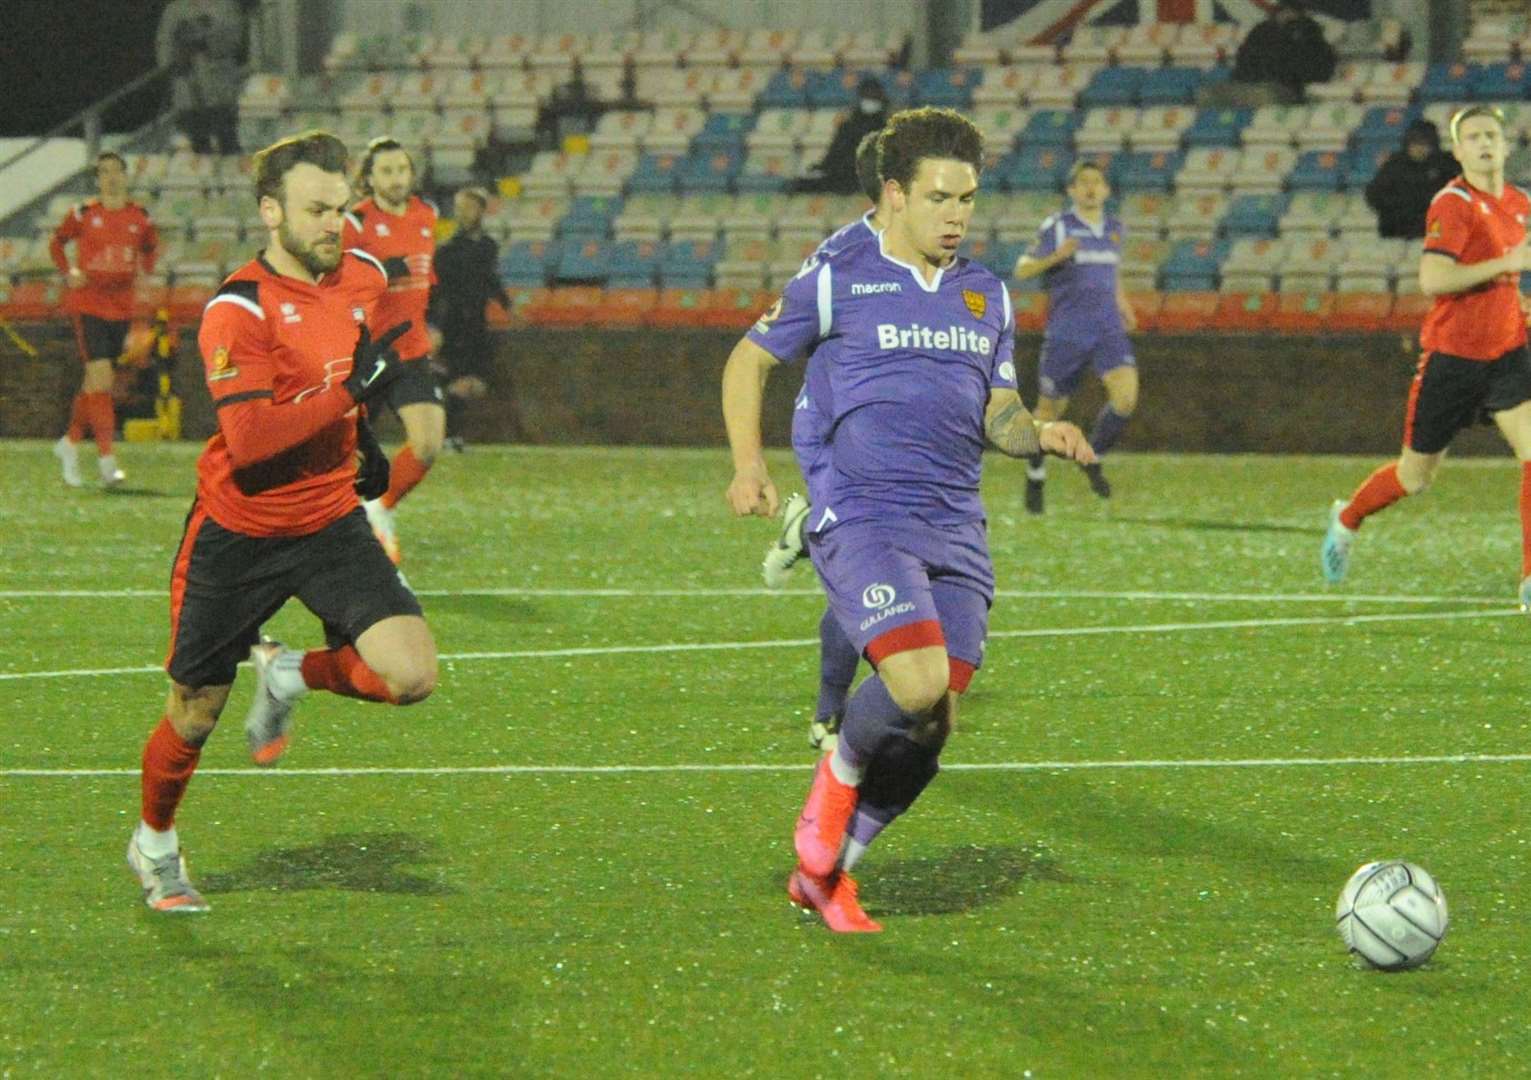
(381, 445, 431, 509)
(1520, 463, 1531, 579)
(300, 645, 396, 703)
(84, 392, 115, 454)
(140, 715, 202, 830)
(66, 394, 88, 442)
(1340, 463, 1407, 531)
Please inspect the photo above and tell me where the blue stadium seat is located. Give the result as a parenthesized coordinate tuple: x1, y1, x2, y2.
(560, 195, 622, 237)
(758, 69, 810, 108)
(1081, 67, 1149, 108)
(1113, 151, 1184, 193)
(659, 239, 718, 287)
(1221, 193, 1287, 238)
(1183, 107, 1251, 148)
(625, 152, 681, 194)
(1138, 67, 1204, 106)
(1288, 150, 1346, 191)
(975, 237, 1026, 279)
(553, 236, 611, 284)
(806, 69, 857, 109)
(693, 112, 754, 153)
(675, 150, 742, 192)
(1346, 146, 1390, 189)
(1417, 62, 1475, 104)
(1159, 239, 1227, 291)
(1019, 109, 1079, 148)
(607, 239, 660, 287)
(1350, 105, 1420, 155)
(500, 240, 553, 287)
(1002, 145, 1069, 191)
(859, 68, 917, 109)
(1470, 61, 1527, 100)
(914, 68, 978, 108)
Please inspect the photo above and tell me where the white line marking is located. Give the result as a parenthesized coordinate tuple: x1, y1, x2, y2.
(0, 587, 1505, 604)
(0, 607, 1515, 682)
(5, 752, 1531, 779)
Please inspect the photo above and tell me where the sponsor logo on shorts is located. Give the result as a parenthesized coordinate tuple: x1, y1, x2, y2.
(858, 581, 915, 632)
(852, 282, 901, 295)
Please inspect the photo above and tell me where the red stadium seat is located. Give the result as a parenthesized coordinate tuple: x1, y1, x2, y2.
(1268, 292, 1335, 332)
(1009, 289, 1048, 333)
(593, 288, 659, 326)
(523, 286, 603, 327)
(1330, 292, 1393, 333)
(167, 282, 215, 323)
(0, 281, 58, 321)
(646, 287, 718, 328)
(1123, 291, 1161, 332)
(1384, 292, 1433, 332)
(1211, 292, 1277, 331)
(1155, 291, 1218, 332)
(701, 288, 775, 330)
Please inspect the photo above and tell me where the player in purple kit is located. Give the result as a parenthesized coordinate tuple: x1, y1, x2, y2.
(760, 129, 890, 753)
(1013, 161, 1139, 514)
(722, 108, 1095, 933)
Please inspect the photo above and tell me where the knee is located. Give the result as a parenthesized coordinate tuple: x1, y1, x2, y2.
(410, 437, 441, 467)
(386, 658, 438, 705)
(883, 657, 950, 716)
(1396, 459, 1434, 495)
(166, 687, 224, 744)
(1109, 390, 1138, 416)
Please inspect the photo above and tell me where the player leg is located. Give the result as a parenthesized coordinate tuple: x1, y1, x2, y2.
(366, 363, 447, 562)
(1027, 339, 1085, 514)
(1323, 352, 1469, 583)
(1083, 343, 1139, 498)
(809, 604, 861, 751)
(1482, 348, 1531, 606)
(84, 317, 127, 485)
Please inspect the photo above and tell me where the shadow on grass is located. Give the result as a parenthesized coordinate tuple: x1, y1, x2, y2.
(199, 830, 457, 896)
(417, 593, 544, 622)
(1104, 514, 1316, 536)
(102, 485, 174, 498)
(862, 842, 1079, 917)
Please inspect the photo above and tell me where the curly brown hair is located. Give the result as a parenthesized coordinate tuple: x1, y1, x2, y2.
(877, 107, 984, 192)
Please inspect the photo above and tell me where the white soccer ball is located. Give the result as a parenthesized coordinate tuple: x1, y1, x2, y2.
(1335, 859, 1448, 970)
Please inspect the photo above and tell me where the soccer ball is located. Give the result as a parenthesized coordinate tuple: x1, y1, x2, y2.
(1335, 860, 1448, 970)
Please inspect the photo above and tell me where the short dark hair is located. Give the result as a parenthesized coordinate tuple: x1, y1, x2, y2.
(95, 151, 126, 173)
(878, 107, 984, 192)
(251, 130, 349, 204)
(1450, 104, 1504, 144)
(855, 130, 883, 204)
(355, 135, 416, 198)
(1066, 160, 1108, 187)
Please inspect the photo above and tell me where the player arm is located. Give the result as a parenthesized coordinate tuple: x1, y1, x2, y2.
(140, 215, 160, 273)
(984, 389, 1097, 463)
(1418, 250, 1520, 296)
(1115, 278, 1137, 331)
(721, 336, 781, 515)
(49, 212, 80, 276)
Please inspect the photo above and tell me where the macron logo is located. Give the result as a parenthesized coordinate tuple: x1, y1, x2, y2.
(852, 282, 902, 295)
(876, 322, 994, 355)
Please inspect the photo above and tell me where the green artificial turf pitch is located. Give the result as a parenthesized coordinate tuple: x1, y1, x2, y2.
(2, 441, 1528, 1077)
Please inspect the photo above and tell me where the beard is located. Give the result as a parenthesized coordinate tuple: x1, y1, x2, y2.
(278, 220, 342, 277)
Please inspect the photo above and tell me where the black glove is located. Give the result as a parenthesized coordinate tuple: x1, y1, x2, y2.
(342, 321, 412, 405)
(353, 410, 390, 500)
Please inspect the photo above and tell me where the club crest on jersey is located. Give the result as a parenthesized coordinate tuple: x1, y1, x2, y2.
(376, 222, 391, 236)
(208, 345, 238, 381)
(962, 289, 986, 320)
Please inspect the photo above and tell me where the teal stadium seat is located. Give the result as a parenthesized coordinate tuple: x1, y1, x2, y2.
(1183, 107, 1251, 148)
(1418, 62, 1475, 103)
(1160, 239, 1228, 291)
(1288, 150, 1347, 191)
(608, 239, 661, 287)
(626, 152, 681, 195)
(554, 236, 612, 284)
(1139, 67, 1204, 106)
(659, 238, 718, 287)
(500, 240, 553, 287)
(1222, 193, 1287, 238)
(1081, 67, 1149, 108)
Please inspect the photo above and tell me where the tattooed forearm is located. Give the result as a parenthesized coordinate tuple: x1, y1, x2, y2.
(985, 400, 1042, 458)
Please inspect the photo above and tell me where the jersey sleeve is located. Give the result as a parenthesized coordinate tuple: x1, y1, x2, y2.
(1423, 190, 1474, 261)
(745, 261, 830, 363)
(1029, 214, 1061, 260)
(342, 211, 365, 251)
(49, 207, 82, 273)
(198, 285, 276, 406)
(990, 285, 1017, 391)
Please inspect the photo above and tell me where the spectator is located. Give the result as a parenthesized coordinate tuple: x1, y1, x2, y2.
(1365, 120, 1459, 240)
(1227, 1, 1337, 105)
(799, 76, 888, 195)
(156, 0, 247, 154)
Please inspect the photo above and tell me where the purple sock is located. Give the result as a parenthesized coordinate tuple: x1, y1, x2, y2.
(836, 673, 909, 770)
(1088, 403, 1131, 456)
(847, 737, 942, 850)
(816, 607, 859, 722)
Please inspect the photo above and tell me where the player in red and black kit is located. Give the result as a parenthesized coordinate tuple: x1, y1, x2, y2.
(343, 137, 443, 563)
(126, 131, 439, 913)
(49, 151, 158, 488)
(1323, 105, 1531, 605)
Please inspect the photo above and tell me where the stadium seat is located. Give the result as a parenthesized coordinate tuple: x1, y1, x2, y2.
(1114, 151, 1183, 193)
(1081, 67, 1149, 108)
(560, 195, 621, 238)
(522, 285, 603, 328)
(1280, 237, 1346, 293)
(1133, 106, 1195, 152)
(675, 150, 742, 192)
(707, 68, 768, 110)
(1119, 238, 1169, 291)
(1417, 62, 1475, 103)
(553, 236, 612, 283)
(607, 239, 661, 287)
(996, 146, 1068, 191)
(626, 152, 682, 195)
(1117, 23, 1181, 67)
(1221, 237, 1287, 294)
(478, 34, 536, 71)
(1182, 106, 1250, 150)
(1350, 105, 1420, 155)
(1309, 61, 1371, 104)
(500, 239, 554, 287)
(735, 150, 799, 192)
(1299, 104, 1364, 152)
(573, 149, 640, 197)
(725, 191, 790, 239)
(913, 68, 978, 108)
(1155, 291, 1219, 330)
(588, 111, 654, 152)
(1008, 290, 1048, 332)
(713, 237, 772, 289)
(1345, 145, 1390, 190)
(1360, 62, 1426, 104)
(643, 107, 707, 153)
(1211, 291, 1279, 330)
(659, 238, 718, 287)
(1119, 192, 1171, 239)
(1280, 190, 1344, 236)
(1123, 290, 1163, 330)
(1175, 147, 1239, 193)
(1019, 109, 1079, 148)
(702, 287, 779, 330)
(645, 286, 719, 328)
(1165, 192, 1229, 240)
(1242, 105, 1309, 149)
(1464, 17, 1521, 63)
(1330, 292, 1393, 331)
(1470, 62, 1529, 101)
(972, 105, 1029, 154)
(973, 66, 1039, 107)
(758, 69, 810, 108)
(1269, 291, 1335, 331)
(1061, 26, 1128, 66)
(1027, 65, 1099, 109)
(593, 287, 660, 326)
(1385, 292, 1433, 331)
(1287, 151, 1347, 192)
(528, 32, 586, 78)
(1229, 147, 1298, 194)
(667, 193, 732, 241)
(1075, 108, 1139, 153)
(1222, 193, 1286, 238)
(1169, 24, 1237, 68)
(1159, 239, 1227, 290)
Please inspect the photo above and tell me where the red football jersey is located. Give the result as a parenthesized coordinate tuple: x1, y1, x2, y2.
(342, 195, 437, 358)
(49, 198, 158, 320)
(1420, 177, 1530, 361)
(194, 250, 388, 537)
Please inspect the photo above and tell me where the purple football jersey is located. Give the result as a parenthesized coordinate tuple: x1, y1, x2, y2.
(1030, 209, 1126, 343)
(747, 234, 1017, 530)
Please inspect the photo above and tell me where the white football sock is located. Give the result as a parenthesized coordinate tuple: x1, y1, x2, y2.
(136, 821, 179, 859)
(828, 744, 864, 786)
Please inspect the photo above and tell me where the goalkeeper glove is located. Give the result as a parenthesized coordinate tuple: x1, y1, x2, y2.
(353, 410, 390, 501)
(342, 321, 412, 405)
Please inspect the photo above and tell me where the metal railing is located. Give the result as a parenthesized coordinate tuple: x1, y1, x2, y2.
(0, 64, 174, 177)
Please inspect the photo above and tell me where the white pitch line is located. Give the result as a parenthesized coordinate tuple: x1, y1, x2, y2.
(5, 752, 1531, 779)
(0, 606, 1516, 683)
(0, 586, 1506, 604)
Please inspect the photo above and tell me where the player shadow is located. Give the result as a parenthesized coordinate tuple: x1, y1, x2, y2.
(102, 485, 172, 498)
(860, 842, 1079, 917)
(1104, 513, 1316, 536)
(198, 830, 457, 896)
